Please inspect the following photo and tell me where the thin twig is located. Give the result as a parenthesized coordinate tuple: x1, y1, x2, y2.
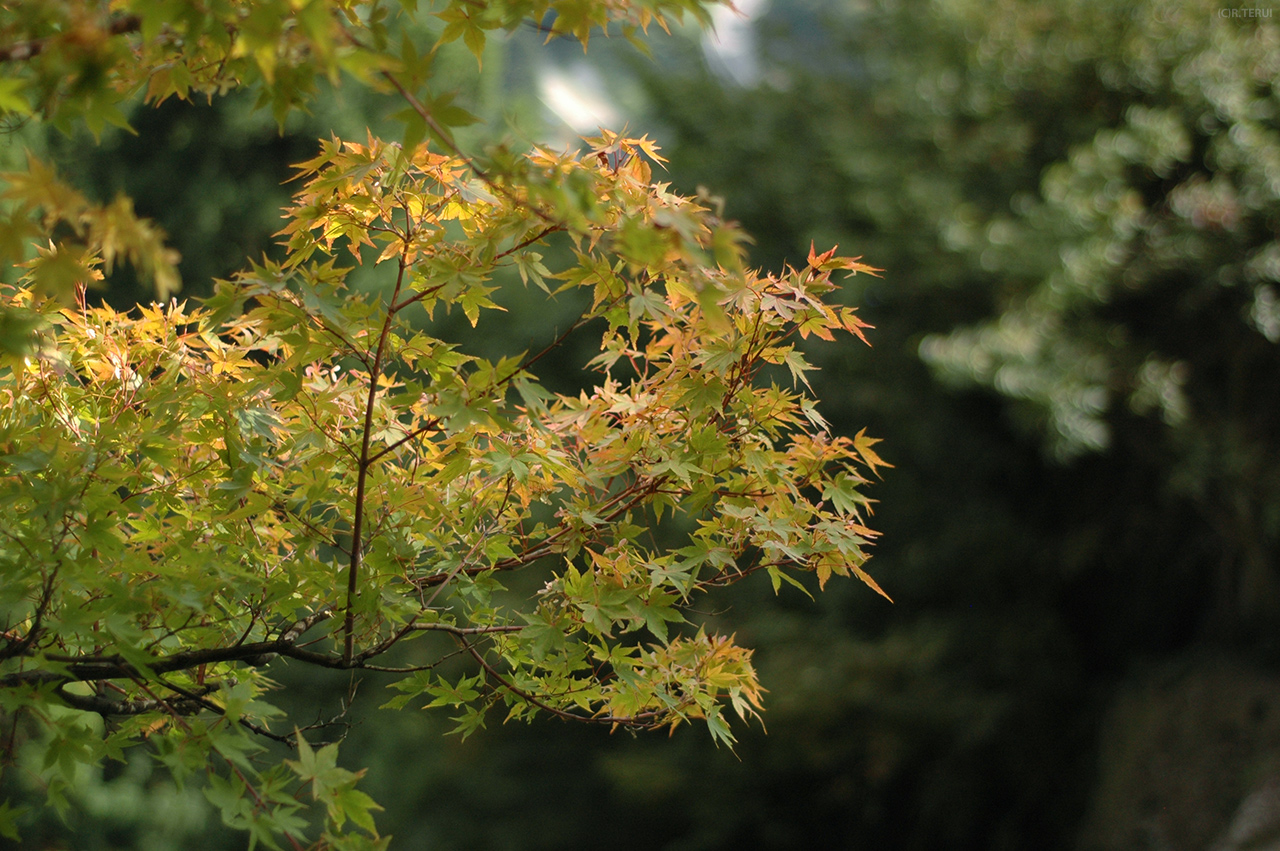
(367, 417, 441, 465)
(379, 71, 562, 228)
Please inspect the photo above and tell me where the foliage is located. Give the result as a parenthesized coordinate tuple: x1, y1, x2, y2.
(902, 0, 1280, 639)
(0, 0, 887, 846)
(651, 0, 1280, 625)
(624, 0, 1279, 846)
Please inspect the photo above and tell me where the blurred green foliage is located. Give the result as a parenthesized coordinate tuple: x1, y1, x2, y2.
(642, 0, 1280, 846)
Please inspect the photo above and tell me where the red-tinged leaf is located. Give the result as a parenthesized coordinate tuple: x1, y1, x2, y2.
(807, 243, 883, 276)
(806, 241, 837, 269)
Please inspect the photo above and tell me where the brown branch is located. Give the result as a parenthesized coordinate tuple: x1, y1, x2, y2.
(2, 609, 335, 688)
(0, 619, 525, 693)
(367, 417, 441, 465)
(387, 226, 559, 313)
(496, 297, 609, 392)
(1, 643, 271, 689)
(155, 677, 298, 745)
(0, 15, 141, 64)
(112, 656, 309, 851)
(407, 622, 523, 635)
(0, 567, 57, 663)
(55, 682, 215, 716)
(479, 474, 667, 574)
(256, 289, 371, 373)
(494, 225, 563, 261)
(344, 255, 410, 662)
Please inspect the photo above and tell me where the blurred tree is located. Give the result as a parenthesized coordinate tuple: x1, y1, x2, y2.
(611, 0, 1280, 847)
(909, 0, 1280, 638)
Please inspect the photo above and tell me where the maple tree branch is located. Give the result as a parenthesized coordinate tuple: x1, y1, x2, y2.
(354, 620, 525, 664)
(367, 417, 442, 465)
(498, 299, 606, 389)
(155, 677, 299, 745)
(0, 15, 141, 63)
(0, 620, 523, 693)
(1, 609, 336, 688)
(0, 644, 270, 688)
(112, 653, 310, 851)
(344, 254, 411, 663)
(55, 682, 215, 716)
(390, 280, 449, 313)
(379, 70, 562, 228)
(407, 622, 524, 635)
(0, 567, 55, 663)
(461, 639, 661, 728)
(494, 225, 563, 261)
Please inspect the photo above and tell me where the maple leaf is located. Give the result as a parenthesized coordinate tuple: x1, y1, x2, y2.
(807, 241, 885, 277)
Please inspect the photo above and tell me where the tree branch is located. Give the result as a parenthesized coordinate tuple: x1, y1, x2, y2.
(56, 681, 215, 717)
(344, 255, 410, 663)
(0, 15, 141, 64)
(379, 70, 563, 228)
(367, 417, 442, 465)
(461, 640, 661, 729)
(1, 609, 335, 688)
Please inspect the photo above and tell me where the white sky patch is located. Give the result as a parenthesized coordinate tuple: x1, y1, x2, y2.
(538, 64, 622, 134)
(703, 0, 767, 86)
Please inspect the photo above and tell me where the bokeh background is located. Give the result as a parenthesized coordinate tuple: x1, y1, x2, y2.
(5, 0, 1280, 848)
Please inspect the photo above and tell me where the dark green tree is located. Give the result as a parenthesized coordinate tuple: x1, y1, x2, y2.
(623, 0, 1280, 846)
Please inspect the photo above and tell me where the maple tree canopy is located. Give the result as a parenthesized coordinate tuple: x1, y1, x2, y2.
(0, 1, 887, 847)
